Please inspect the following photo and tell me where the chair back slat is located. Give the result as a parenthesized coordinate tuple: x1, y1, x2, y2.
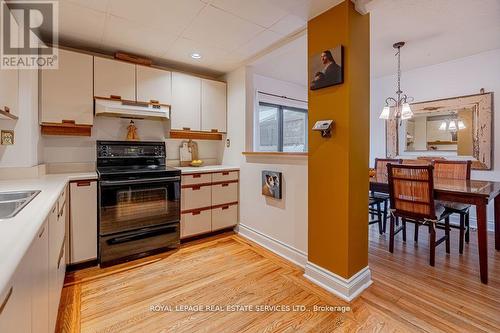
(388, 164, 436, 220)
(375, 158, 402, 176)
(433, 160, 471, 180)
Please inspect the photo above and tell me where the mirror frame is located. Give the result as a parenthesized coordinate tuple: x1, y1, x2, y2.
(386, 92, 493, 170)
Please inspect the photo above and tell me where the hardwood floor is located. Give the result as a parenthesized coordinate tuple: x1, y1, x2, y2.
(57, 227, 500, 333)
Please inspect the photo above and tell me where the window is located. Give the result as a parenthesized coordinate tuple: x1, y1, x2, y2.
(257, 102, 308, 152)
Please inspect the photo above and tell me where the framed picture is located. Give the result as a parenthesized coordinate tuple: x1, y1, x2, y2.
(309, 45, 343, 90)
(262, 170, 282, 199)
(0, 130, 14, 145)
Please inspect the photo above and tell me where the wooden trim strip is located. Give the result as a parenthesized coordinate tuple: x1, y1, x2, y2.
(41, 122, 92, 137)
(243, 151, 307, 157)
(182, 170, 239, 176)
(94, 96, 170, 108)
(181, 201, 239, 215)
(170, 130, 223, 141)
(181, 182, 213, 189)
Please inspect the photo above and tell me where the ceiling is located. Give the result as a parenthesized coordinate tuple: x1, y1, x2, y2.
(250, 0, 500, 84)
(369, 0, 500, 78)
(55, 0, 344, 76)
(251, 34, 308, 87)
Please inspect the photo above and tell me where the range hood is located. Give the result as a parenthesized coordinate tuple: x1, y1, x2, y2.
(95, 98, 170, 120)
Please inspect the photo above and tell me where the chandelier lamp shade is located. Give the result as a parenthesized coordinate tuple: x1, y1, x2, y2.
(379, 42, 414, 120)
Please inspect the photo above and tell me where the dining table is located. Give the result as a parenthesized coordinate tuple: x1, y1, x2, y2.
(370, 174, 500, 284)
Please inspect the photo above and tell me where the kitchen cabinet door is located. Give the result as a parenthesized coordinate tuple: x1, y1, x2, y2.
(171, 72, 201, 131)
(94, 57, 135, 101)
(70, 180, 97, 263)
(0, 9, 19, 117)
(48, 202, 62, 333)
(201, 79, 226, 132)
(211, 204, 238, 231)
(136, 66, 171, 105)
(40, 48, 93, 125)
(0, 242, 32, 333)
(31, 221, 50, 333)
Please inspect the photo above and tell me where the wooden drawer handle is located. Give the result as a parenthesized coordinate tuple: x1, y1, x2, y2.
(38, 226, 45, 238)
(192, 186, 201, 190)
(192, 211, 201, 216)
(193, 174, 201, 178)
(57, 240, 65, 269)
(222, 183, 229, 187)
(222, 206, 229, 210)
(4, 106, 10, 113)
(77, 181, 91, 187)
(0, 287, 13, 315)
(182, 127, 191, 131)
(150, 99, 159, 104)
(222, 172, 229, 175)
(52, 205, 56, 214)
(110, 95, 121, 100)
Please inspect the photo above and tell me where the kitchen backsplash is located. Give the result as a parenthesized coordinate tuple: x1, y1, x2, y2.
(41, 117, 224, 166)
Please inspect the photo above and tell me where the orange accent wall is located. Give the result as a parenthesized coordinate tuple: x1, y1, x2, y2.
(307, 1, 370, 279)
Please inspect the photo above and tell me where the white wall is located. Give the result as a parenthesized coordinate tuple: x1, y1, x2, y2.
(370, 48, 500, 229)
(0, 69, 40, 168)
(224, 68, 309, 263)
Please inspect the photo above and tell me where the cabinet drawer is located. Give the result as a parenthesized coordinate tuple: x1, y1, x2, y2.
(181, 185, 211, 211)
(182, 173, 212, 185)
(181, 209, 211, 238)
(212, 204, 238, 231)
(212, 171, 238, 183)
(212, 182, 238, 206)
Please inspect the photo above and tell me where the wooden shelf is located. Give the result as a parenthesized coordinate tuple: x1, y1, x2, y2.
(242, 152, 308, 157)
(0, 109, 18, 120)
(169, 130, 223, 141)
(41, 121, 92, 136)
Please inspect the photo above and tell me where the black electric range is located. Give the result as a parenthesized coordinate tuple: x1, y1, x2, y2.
(96, 140, 181, 267)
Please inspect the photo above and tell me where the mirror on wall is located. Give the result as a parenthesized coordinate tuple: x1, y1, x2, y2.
(386, 92, 492, 169)
(399, 108, 474, 155)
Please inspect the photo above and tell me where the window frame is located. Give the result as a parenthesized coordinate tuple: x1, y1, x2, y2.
(258, 101, 308, 152)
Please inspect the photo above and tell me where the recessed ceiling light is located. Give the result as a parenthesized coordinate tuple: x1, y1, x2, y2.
(191, 53, 201, 59)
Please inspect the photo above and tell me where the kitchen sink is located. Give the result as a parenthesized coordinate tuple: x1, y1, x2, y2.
(0, 190, 41, 219)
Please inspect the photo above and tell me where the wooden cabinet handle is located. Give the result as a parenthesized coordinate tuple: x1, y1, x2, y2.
(222, 172, 229, 175)
(150, 99, 159, 104)
(57, 241, 65, 269)
(0, 287, 13, 315)
(192, 186, 201, 191)
(182, 127, 191, 131)
(222, 183, 229, 187)
(222, 206, 229, 210)
(192, 211, 201, 216)
(110, 95, 121, 100)
(4, 106, 10, 113)
(77, 181, 91, 187)
(52, 206, 56, 214)
(193, 174, 201, 178)
(38, 226, 45, 238)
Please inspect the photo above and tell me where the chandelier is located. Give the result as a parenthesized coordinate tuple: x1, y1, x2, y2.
(439, 114, 466, 132)
(379, 42, 413, 120)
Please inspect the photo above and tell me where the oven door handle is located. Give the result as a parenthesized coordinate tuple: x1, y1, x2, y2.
(100, 176, 180, 186)
(106, 225, 178, 245)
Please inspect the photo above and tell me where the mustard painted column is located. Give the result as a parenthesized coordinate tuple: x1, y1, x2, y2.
(305, 0, 371, 301)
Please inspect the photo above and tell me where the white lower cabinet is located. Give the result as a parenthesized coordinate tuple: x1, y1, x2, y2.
(31, 222, 50, 333)
(181, 209, 212, 238)
(69, 180, 97, 264)
(212, 205, 238, 231)
(180, 171, 239, 239)
(49, 198, 66, 333)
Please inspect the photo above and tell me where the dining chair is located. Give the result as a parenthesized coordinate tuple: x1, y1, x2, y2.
(387, 164, 452, 266)
(433, 160, 472, 254)
(370, 158, 402, 232)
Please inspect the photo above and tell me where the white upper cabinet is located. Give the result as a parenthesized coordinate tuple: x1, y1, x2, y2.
(136, 66, 171, 105)
(171, 72, 201, 131)
(40, 49, 93, 125)
(94, 57, 135, 101)
(201, 79, 227, 133)
(0, 9, 19, 117)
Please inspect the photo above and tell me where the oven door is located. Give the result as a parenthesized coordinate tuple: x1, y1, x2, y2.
(99, 222, 180, 267)
(99, 176, 180, 235)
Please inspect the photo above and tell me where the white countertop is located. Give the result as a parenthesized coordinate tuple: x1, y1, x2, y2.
(0, 172, 97, 294)
(176, 165, 239, 174)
